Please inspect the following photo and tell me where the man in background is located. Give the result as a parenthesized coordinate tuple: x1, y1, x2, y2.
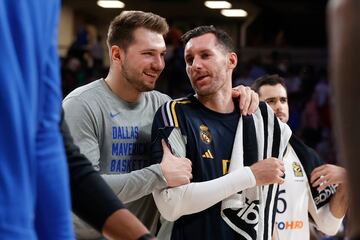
(252, 74, 348, 240)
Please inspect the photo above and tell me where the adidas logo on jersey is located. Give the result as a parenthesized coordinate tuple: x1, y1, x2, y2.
(202, 149, 214, 159)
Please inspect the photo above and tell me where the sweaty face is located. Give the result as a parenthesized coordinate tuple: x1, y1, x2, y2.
(184, 33, 232, 96)
(258, 83, 289, 123)
(120, 27, 166, 92)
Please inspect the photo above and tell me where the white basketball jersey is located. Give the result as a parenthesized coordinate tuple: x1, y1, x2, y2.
(274, 145, 310, 240)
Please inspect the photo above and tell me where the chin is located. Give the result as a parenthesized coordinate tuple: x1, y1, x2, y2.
(280, 117, 288, 123)
(195, 86, 213, 96)
(140, 84, 155, 92)
(276, 115, 285, 122)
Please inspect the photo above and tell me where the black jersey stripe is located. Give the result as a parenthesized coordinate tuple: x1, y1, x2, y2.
(242, 115, 258, 167)
(259, 102, 269, 159)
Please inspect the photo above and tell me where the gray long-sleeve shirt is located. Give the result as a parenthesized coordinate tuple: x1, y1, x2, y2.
(63, 79, 171, 239)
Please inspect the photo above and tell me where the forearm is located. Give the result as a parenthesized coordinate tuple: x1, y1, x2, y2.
(308, 189, 343, 236)
(102, 209, 151, 240)
(153, 167, 255, 221)
(311, 203, 343, 236)
(330, 184, 348, 218)
(102, 164, 167, 204)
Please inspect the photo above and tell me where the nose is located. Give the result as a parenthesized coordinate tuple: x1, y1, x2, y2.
(152, 54, 165, 71)
(191, 55, 203, 70)
(274, 100, 283, 111)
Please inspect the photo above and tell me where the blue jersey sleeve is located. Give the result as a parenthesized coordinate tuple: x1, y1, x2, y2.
(34, 1, 74, 239)
(0, 1, 74, 239)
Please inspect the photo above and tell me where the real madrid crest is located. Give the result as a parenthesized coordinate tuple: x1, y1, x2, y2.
(199, 124, 212, 144)
(292, 162, 304, 177)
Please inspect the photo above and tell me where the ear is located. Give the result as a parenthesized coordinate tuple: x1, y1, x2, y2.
(110, 45, 124, 64)
(227, 52, 238, 70)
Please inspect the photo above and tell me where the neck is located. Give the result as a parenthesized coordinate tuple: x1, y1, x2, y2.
(197, 84, 234, 113)
(105, 70, 142, 103)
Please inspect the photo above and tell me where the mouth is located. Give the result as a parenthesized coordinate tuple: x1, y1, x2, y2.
(194, 73, 210, 82)
(144, 72, 158, 79)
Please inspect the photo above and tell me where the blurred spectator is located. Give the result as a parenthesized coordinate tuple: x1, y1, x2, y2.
(301, 94, 322, 148)
(161, 26, 193, 98)
(248, 55, 268, 80)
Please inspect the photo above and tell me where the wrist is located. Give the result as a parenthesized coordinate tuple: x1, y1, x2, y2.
(158, 163, 168, 186)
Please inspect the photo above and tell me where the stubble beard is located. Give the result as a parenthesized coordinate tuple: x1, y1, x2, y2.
(121, 64, 155, 93)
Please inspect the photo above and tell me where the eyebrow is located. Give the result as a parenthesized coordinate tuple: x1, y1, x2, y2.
(265, 97, 276, 101)
(265, 97, 287, 101)
(198, 49, 212, 54)
(141, 48, 166, 52)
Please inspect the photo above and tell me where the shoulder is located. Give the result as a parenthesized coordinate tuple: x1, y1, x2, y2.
(161, 97, 193, 114)
(154, 97, 193, 128)
(144, 90, 171, 106)
(62, 79, 106, 118)
(63, 79, 105, 103)
(141, 90, 171, 114)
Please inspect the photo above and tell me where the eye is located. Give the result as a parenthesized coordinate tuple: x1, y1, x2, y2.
(201, 53, 210, 59)
(280, 98, 288, 103)
(185, 57, 194, 66)
(142, 52, 153, 56)
(266, 99, 275, 104)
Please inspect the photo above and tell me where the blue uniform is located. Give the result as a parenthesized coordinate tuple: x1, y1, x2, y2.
(0, 1, 73, 239)
(151, 96, 240, 239)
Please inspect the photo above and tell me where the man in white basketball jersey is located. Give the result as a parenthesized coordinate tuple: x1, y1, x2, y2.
(252, 74, 348, 240)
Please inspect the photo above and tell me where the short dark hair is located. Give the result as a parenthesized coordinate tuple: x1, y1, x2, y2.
(107, 11, 169, 50)
(181, 25, 234, 52)
(251, 74, 286, 93)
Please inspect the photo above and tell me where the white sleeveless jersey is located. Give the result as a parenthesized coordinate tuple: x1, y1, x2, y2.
(274, 144, 311, 240)
(273, 144, 343, 240)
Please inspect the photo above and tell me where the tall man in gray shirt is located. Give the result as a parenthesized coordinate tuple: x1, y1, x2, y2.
(63, 11, 258, 239)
